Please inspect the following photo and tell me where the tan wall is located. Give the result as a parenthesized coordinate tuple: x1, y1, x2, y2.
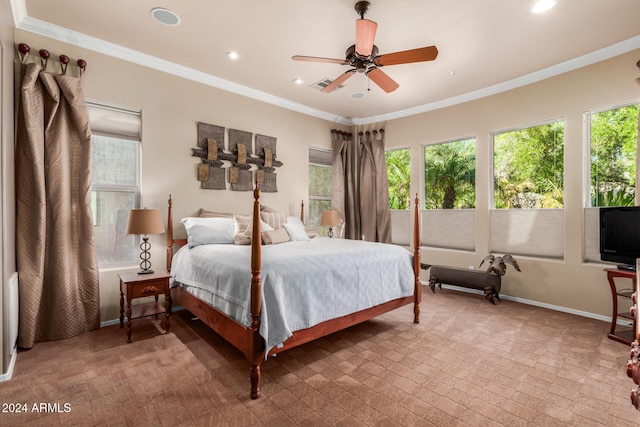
(12, 31, 640, 324)
(386, 48, 640, 318)
(15, 30, 343, 323)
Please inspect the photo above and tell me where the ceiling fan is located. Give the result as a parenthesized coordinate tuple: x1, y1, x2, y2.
(292, 1, 438, 94)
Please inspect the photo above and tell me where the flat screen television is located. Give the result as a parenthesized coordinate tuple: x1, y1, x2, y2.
(599, 206, 640, 271)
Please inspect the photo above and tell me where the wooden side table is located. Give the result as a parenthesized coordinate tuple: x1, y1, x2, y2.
(605, 268, 636, 345)
(118, 270, 171, 343)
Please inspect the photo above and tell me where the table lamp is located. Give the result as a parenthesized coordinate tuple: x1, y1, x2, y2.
(126, 208, 165, 274)
(320, 210, 340, 238)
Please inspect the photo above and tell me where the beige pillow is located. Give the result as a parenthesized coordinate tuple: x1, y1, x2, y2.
(198, 208, 233, 219)
(233, 214, 252, 245)
(233, 214, 273, 245)
(262, 228, 290, 245)
(260, 211, 286, 229)
(305, 227, 317, 239)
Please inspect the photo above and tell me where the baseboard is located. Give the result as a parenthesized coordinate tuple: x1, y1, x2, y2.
(0, 346, 17, 382)
(436, 283, 622, 325)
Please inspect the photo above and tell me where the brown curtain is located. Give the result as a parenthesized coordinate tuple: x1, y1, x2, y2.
(331, 130, 358, 239)
(16, 61, 100, 349)
(331, 128, 392, 243)
(358, 129, 392, 243)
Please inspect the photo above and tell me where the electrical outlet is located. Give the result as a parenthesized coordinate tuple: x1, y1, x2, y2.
(468, 265, 474, 270)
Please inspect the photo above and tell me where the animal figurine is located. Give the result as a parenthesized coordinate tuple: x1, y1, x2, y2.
(421, 254, 521, 305)
(479, 254, 521, 276)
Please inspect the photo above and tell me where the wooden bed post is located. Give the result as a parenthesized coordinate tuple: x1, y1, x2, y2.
(413, 194, 421, 323)
(166, 195, 174, 273)
(249, 183, 263, 399)
(300, 200, 304, 223)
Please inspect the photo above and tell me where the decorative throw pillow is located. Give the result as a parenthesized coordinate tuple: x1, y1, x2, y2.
(198, 208, 233, 218)
(262, 228, 291, 245)
(181, 217, 235, 247)
(233, 214, 273, 245)
(283, 222, 310, 241)
(261, 211, 286, 229)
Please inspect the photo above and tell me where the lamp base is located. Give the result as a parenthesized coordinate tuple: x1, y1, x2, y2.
(328, 227, 334, 238)
(137, 269, 154, 275)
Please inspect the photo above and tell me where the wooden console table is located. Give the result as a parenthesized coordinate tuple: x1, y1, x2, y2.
(605, 268, 636, 345)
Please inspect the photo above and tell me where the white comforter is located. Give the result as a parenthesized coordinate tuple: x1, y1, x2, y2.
(170, 237, 415, 355)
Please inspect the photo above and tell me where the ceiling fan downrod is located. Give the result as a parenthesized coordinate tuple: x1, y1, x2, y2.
(355, 1, 371, 19)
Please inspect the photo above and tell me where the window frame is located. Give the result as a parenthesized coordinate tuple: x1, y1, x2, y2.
(385, 146, 411, 210)
(88, 101, 142, 269)
(584, 100, 640, 208)
(422, 136, 477, 210)
(491, 118, 565, 209)
(308, 146, 333, 234)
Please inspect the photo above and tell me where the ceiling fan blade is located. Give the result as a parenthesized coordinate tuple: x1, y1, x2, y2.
(374, 46, 439, 66)
(292, 55, 347, 65)
(366, 68, 399, 93)
(321, 70, 356, 93)
(355, 19, 377, 57)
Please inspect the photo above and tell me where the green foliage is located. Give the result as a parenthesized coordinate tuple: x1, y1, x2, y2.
(309, 164, 332, 198)
(386, 149, 411, 210)
(494, 122, 564, 208)
(424, 139, 476, 209)
(590, 104, 639, 206)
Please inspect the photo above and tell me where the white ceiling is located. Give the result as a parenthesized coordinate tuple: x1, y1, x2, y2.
(14, 0, 640, 124)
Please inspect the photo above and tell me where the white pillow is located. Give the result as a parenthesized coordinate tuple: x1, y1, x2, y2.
(283, 222, 310, 241)
(286, 216, 304, 225)
(182, 217, 235, 247)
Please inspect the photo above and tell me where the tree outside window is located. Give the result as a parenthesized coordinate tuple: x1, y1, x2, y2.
(589, 103, 639, 207)
(424, 139, 476, 209)
(309, 162, 332, 235)
(493, 121, 564, 209)
(386, 148, 410, 210)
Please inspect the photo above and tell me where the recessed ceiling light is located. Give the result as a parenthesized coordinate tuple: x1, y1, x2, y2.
(293, 78, 304, 85)
(150, 8, 181, 26)
(227, 51, 239, 60)
(531, 0, 557, 14)
(351, 92, 366, 99)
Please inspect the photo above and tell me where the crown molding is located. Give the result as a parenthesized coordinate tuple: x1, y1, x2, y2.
(12, 0, 640, 126)
(354, 34, 640, 125)
(15, 13, 353, 126)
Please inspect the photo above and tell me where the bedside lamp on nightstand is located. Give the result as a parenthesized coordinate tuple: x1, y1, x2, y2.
(126, 208, 165, 274)
(320, 210, 340, 238)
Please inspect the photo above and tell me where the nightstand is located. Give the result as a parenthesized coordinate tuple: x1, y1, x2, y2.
(118, 270, 171, 343)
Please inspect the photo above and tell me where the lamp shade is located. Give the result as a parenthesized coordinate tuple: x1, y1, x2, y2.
(320, 210, 340, 227)
(126, 209, 165, 235)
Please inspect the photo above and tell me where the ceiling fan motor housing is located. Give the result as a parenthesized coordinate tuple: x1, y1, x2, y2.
(346, 44, 379, 73)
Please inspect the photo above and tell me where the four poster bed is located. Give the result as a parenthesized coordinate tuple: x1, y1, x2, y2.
(166, 186, 422, 399)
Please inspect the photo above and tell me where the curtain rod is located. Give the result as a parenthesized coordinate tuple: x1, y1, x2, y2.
(17, 43, 87, 76)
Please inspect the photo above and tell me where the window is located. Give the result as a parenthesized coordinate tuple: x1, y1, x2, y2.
(88, 103, 141, 268)
(308, 147, 332, 235)
(423, 138, 476, 209)
(493, 120, 564, 209)
(386, 148, 410, 210)
(588, 103, 640, 207)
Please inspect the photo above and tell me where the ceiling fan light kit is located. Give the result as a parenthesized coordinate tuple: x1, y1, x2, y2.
(292, 1, 438, 94)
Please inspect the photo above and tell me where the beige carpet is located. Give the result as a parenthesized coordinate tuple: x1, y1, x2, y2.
(1, 287, 639, 426)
